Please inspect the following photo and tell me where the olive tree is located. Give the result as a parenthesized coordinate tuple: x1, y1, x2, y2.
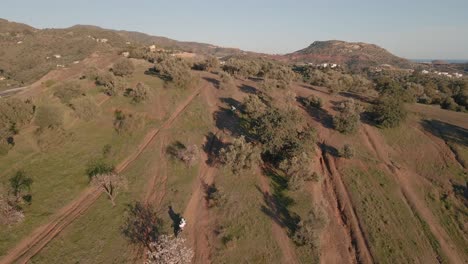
(219, 136, 261, 173)
(112, 58, 135, 77)
(333, 99, 361, 134)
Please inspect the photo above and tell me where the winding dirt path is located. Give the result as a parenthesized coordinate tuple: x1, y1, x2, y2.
(361, 124, 464, 264)
(0, 86, 202, 264)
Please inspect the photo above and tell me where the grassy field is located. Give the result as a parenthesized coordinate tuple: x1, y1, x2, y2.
(210, 167, 283, 263)
(0, 60, 193, 257)
(341, 166, 441, 263)
(380, 114, 468, 259)
(30, 93, 212, 263)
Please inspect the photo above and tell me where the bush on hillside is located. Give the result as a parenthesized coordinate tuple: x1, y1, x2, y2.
(0, 98, 35, 139)
(112, 59, 135, 77)
(293, 207, 328, 247)
(219, 136, 261, 173)
(218, 71, 236, 90)
(35, 105, 63, 130)
(53, 81, 84, 106)
(279, 152, 319, 190)
(333, 99, 361, 134)
(113, 110, 143, 134)
(154, 57, 194, 89)
(125, 82, 149, 103)
(339, 144, 354, 159)
(70, 97, 99, 120)
(370, 96, 407, 128)
(302, 95, 323, 109)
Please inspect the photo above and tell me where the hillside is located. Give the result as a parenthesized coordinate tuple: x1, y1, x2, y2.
(0, 19, 248, 91)
(287, 40, 414, 70)
(0, 18, 467, 264)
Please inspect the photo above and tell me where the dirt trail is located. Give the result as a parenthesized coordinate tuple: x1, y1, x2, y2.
(311, 154, 356, 264)
(0, 86, 203, 264)
(182, 79, 221, 264)
(183, 155, 217, 264)
(361, 124, 464, 264)
(144, 138, 168, 207)
(320, 148, 374, 264)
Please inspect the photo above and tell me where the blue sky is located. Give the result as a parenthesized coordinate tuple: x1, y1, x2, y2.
(1, 0, 467, 59)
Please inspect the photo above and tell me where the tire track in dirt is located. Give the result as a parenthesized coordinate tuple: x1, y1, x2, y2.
(320, 145, 374, 264)
(183, 133, 219, 264)
(312, 154, 356, 264)
(0, 86, 203, 264)
(144, 138, 168, 207)
(361, 124, 464, 264)
(291, 89, 370, 264)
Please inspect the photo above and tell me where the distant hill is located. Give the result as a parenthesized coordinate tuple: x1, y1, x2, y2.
(0, 18, 250, 90)
(286, 40, 413, 71)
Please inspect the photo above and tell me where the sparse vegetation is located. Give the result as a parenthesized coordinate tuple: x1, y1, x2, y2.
(219, 136, 260, 173)
(121, 202, 162, 250)
(371, 96, 407, 128)
(125, 82, 149, 103)
(53, 81, 84, 106)
(145, 235, 193, 264)
(70, 97, 99, 120)
(293, 207, 328, 247)
(218, 71, 236, 90)
(90, 172, 126, 206)
(112, 58, 135, 77)
(279, 152, 318, 190)
(34, 105, 63, 130)
(339, 144, 354, 159)
(154, 57, 194, 89)
(333, 99, 361, 134)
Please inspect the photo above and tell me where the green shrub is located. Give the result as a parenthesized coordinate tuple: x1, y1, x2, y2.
(35, 105, 63, 130)
(303, 95, 323, 108)
(53, 81, 84, 106)
(70, 97, 99, 120)
(371, 96, 407, 128)
(113, 110, 142, 134)
(440, 97, 459, 111)
(218, 71, 235, 90)
(279, 152, 318, 190)
(112, 58, 135, 77)
(125, 82, 149, 103)
(333, 99, 361, 134)
(0, 98, 34, 138)
(219, 136, 261, 173)
(86, 159, 115, 179)
(339, 144, 354, 159)
(155, 57, 194, 89)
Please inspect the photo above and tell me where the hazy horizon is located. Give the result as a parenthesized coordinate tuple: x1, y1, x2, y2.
(1, 0, 467, 59)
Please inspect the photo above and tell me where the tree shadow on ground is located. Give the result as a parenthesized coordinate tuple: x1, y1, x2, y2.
(319, 142, 340, 157)
(297, 96, 334, 129)
(239, 84, 258, 94)
(202, 132, 226, 166)
(168, 206, 182, 236)
(214, 98, 243, 137)
(339, 91, 374, 104)
(258, 166, 300, 236)
(202, 77, 220, 89)
(299, 84, 330, 95)
(421, 119, 468, 147)
(452, 182, 467, 201)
